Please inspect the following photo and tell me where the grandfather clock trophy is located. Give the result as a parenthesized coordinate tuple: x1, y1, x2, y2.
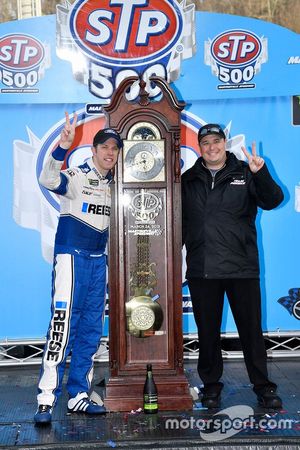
(104, 76, 192, 412)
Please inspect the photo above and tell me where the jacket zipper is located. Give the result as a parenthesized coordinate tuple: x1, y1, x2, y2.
(211, 173, 216, 189)
(210, 167, 225, 189)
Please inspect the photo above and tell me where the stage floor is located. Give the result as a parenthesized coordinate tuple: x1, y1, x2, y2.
(0, 359, 300, 449)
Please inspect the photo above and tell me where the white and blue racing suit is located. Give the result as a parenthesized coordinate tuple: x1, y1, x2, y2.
(37, 146, 112, 406)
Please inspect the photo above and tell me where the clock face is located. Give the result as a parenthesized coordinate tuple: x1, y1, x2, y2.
(123, 141, 165, 182)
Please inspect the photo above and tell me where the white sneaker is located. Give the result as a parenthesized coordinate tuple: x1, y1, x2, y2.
(67, 392, 106, 414)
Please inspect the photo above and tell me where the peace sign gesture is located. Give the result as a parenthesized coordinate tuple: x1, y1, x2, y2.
(241, 142, 264, 173)
(59, 111, 78, 150)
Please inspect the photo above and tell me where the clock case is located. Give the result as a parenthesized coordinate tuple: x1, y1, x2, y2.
(104, 76, 193, 412)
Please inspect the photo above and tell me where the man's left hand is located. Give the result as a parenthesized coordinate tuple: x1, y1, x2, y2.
(241, 142, 264, 173)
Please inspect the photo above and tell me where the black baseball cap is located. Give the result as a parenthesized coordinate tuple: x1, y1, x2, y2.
(198, 123, 226, 143)
(93, 128, 123, 149)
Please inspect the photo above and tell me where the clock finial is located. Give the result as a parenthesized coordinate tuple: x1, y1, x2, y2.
(139, 78, 150, 106)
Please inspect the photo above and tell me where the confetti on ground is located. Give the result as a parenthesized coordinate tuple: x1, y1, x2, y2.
(130, 408, 142, 414)
(193, 402, 208, 410)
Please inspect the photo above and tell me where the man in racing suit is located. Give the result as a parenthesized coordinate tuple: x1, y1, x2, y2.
(182, 123, 284, 409)
(34, 112, 122, 424)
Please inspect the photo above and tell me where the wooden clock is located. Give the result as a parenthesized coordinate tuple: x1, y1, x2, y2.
(103, 76, 193, 412)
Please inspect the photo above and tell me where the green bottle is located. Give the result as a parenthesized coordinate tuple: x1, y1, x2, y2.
(143, 364, 158, 414)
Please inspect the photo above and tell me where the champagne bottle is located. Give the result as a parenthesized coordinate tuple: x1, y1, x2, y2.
(143, 363, 158, 414)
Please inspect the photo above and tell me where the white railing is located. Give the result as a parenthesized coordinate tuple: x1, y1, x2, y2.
(1, 332, 300, 366)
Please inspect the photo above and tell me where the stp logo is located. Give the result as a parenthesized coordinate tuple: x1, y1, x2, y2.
(0, 34, 44, 70)
(0, 33, 46, 89)
(70, 0, 184, 66)
(205, 29, 267, 89)
(129, 192, 163, 221)
(211, 30, 261, 67)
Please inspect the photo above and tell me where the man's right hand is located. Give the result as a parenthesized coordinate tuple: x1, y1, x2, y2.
(59, 111, 78, 150)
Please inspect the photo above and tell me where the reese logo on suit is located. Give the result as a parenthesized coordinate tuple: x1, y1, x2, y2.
(82, 202, 111, 216)
(46, 301, 68, 362)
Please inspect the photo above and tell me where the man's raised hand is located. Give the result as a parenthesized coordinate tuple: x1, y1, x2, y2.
(60, 112, 78, 150)
(241, 142, 264, 173)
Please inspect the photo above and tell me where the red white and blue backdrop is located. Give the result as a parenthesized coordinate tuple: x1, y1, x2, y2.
(1, 0, 300, 339)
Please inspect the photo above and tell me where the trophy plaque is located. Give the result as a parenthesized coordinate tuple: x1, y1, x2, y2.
(104, 77, 193, 412)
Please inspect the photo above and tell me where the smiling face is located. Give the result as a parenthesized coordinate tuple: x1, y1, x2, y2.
(92, 137, 120, 175)
(199, 133, 227, 169)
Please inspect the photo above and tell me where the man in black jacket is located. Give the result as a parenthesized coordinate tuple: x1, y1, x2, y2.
(182, 123, 284, 409)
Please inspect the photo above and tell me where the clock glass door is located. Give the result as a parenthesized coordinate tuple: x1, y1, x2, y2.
(123, 188, 170, 365)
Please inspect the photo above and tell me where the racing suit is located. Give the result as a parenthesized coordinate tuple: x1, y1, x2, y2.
(37, 146, 112, 407)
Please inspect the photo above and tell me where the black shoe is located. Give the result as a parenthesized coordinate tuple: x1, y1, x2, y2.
(34, 405, 52, 424)
(201, 392, 221, 408)
(200, 382, 223, 408)
(257, 388, 282, 409)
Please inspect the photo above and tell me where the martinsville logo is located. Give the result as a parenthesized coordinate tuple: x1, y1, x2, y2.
(56, 0, 196, 101)
(165, 405, 293, 442)
(204, 29, 268, 90)
(288, 56, 300, 64)
(0, 33, 51, 92)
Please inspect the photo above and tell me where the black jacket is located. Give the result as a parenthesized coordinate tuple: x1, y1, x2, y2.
(181, 152, 284, 279)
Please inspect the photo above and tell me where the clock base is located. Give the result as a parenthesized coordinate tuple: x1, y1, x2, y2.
(104, 374, 193, 412)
